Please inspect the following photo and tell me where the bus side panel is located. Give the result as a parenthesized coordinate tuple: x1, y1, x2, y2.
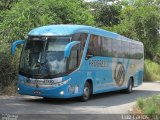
(111, 57, 131, 89)
(125, 58, 144, 87)
(81, 57, 115, 94)
(133, 59, 144, 87)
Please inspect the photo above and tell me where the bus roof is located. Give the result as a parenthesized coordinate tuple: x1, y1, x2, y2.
(28, 24, 143, 45)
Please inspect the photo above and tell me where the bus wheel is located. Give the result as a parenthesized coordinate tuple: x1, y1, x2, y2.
(43, 97, 52, 100)
(80, 82, 91, 102)
(125, 78, 133, 93)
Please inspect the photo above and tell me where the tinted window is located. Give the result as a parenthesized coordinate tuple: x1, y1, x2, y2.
(101, 37, 112, 56)
(112, 39, 121, 58)
(87, 35, 102, 56)
(72, 33, 88, 65)
(86, 34, 143, 59)
(136, 44, 143, 59)
(129, 43, 144, 59)
(133, 43, 137, 59)
(72, 33, 87, 47)
(121, 41, 129, 58)
(68, 46, 78, 71)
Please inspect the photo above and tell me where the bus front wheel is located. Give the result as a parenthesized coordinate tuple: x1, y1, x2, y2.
(80, 82, 91, 102)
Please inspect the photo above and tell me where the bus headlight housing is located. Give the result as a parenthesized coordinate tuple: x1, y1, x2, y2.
(52, 78, 71, 87)
(20, 76, 71, 88)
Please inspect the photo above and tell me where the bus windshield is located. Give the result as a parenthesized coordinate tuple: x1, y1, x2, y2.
(19, 36, 71, 78)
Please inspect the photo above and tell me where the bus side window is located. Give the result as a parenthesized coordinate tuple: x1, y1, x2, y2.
(140, 45, 144, 59)
(72, 33, 88, 64)
(132, 43, 136, 59)
(78, 33, 87, 64)
(87, 35, 101, 57)
(112, 39, 121, 58)
(68, 46, 78, 71)
(72, 33, 87, 48)
(121, 41, 129, 58)
(101, 37, 112, 57)
(79, 33, 88, 48)
(136, 44, 143, 59)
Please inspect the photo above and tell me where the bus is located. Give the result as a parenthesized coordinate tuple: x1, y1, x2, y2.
(11, 25, 144, 101)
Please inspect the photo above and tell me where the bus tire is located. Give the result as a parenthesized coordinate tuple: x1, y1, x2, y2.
(43, 97, 51, 100)
(80, 82, 91, 102)
(125, 78, 133, 93)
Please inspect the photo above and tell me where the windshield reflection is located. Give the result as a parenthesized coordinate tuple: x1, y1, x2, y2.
(19, 36, 71, 78)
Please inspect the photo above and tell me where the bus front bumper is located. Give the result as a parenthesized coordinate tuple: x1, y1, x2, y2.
(18, 83, 81, 99)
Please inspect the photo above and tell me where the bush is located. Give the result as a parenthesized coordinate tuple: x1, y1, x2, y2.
(137, 98, 144, 110)
(0, 42, 21, 93)
(144, 60, 160, 81)
(136, 95, 160, 119)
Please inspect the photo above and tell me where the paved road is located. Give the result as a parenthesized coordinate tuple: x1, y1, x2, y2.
(0, 82, 159, 115)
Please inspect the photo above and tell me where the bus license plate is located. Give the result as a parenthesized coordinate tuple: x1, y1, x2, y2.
(33, 90, 41, 95)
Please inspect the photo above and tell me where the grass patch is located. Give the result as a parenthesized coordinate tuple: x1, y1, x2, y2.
(144, 60, 160, 81)
(136, 95, 160, 119)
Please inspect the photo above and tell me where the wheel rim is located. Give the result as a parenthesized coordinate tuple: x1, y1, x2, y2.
(83, 86, 90, 99)
(129, 81, 132, 92)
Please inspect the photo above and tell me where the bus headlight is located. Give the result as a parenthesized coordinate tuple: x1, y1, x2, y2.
(53, 78, 71, 87)
(60, 91, 64, 95)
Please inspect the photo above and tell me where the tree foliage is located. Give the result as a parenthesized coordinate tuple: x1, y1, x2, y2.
(95, 4, 121, 27)
(115, 0, 160, 59)
(0, 0, 95, 43)
(94, 0, 160, 60)
(88, 0, 122, 27)
(0, 0, 19, 10)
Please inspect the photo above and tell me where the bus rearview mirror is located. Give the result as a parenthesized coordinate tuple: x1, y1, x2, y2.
(64, 41, 80, 58)
(11, 40, 26, 55)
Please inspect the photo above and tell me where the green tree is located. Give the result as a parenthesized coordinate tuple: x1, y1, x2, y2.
(96, 4, 121, 27)
(0, 0, 19, 10)
(108, 0, 160, 60)
(88, 0, 122, 27)
(0, 0, 95, 90)
(0, 0, 19, 23)
(0, 0, 95, 43)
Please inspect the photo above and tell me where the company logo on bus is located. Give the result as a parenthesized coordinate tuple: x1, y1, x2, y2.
(114, 62, 125, 86)
(89, 60, 108, 67)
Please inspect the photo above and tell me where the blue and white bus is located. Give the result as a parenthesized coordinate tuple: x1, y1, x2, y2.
(11, 25, 144, 101)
